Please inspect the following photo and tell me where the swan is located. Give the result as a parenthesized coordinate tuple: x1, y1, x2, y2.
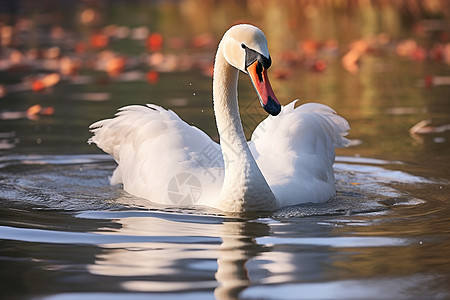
(89, 24, 350, 212)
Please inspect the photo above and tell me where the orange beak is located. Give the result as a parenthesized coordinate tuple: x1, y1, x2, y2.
(246, 60, 281, 116)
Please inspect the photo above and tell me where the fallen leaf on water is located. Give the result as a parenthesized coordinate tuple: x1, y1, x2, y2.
(1, 26, 13, 47)
(60, 56, 81, 76)
(31, 80, 45, 92)
(90, 33, 109, 49)
(31, 73, 60, 92)
(311, 59, 327, 72)
(106, 56, 126, 77)
(27, 104, 42, 116)
(40, 107, 55, 115)
(44, 46, 61, 59)
(300, 39, 319, 57)
(146, 70, 159, 85)
(25, 105, 54, 119)
(41, 73, 60, 87)
(0, 84, 6, 98)
(410, 119, 450, 135)
(342, 50, 360, 73)
(147, 33, 163, 52)
(396, 39, 418, 57)
(81, 8, 96, 24)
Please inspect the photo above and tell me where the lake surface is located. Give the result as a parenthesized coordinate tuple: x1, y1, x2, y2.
(1, 2, 450, 299)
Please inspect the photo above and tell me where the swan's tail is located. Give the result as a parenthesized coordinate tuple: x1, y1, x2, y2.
(88, 104, 177, 161)
(89, 104, 222, 200)
(89, 104, 183, 185)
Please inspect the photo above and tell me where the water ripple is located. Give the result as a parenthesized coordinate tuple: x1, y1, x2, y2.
(256, 236, 408, 248)
(0, 225, 220, 245)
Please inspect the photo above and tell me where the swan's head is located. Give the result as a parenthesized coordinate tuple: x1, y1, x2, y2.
(221, 24, 281, 116)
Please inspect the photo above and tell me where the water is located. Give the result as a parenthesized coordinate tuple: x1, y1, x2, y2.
(1, 2, 450, 300)
(1, 154, 448, 299)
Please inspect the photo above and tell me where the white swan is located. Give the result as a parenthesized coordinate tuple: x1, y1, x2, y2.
(89, 24, 350, 212)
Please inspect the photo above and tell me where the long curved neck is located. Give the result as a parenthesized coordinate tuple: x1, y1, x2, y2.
(213, 45, 248, 158)
(212, 42, 277, 212)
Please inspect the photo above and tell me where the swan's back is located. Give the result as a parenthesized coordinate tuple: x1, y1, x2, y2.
(249, 101, 350, 207)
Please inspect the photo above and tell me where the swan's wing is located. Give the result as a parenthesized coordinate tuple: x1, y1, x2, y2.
(89, 104, 224, 205)
(249, 100, 350, 207)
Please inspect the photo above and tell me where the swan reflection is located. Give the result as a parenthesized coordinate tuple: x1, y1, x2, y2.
(86, 213, 268, 299)
(84, 215, 270, 299)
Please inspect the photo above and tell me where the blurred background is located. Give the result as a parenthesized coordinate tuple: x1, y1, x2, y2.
(1, 2, 450, 298)
(0, 0, 449, 180)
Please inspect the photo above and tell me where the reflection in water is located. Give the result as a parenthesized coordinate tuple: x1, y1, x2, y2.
(82, 210, 430, 299)
(76, 205, 448, 299)
(87, 215, 220, 292)
(240, 274, 446, 300)
(85, 214, 270, 299)
(214, 221, 268, 299)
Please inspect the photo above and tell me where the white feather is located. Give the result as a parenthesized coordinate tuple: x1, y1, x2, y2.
(89, 105, 224, 205)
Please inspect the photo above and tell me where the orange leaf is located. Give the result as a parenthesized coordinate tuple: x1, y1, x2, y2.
(31, 80, 45, 92)
(147, 33, 163, 52)
(27, 104, 42, 116)
(146, 70, 159, 85)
